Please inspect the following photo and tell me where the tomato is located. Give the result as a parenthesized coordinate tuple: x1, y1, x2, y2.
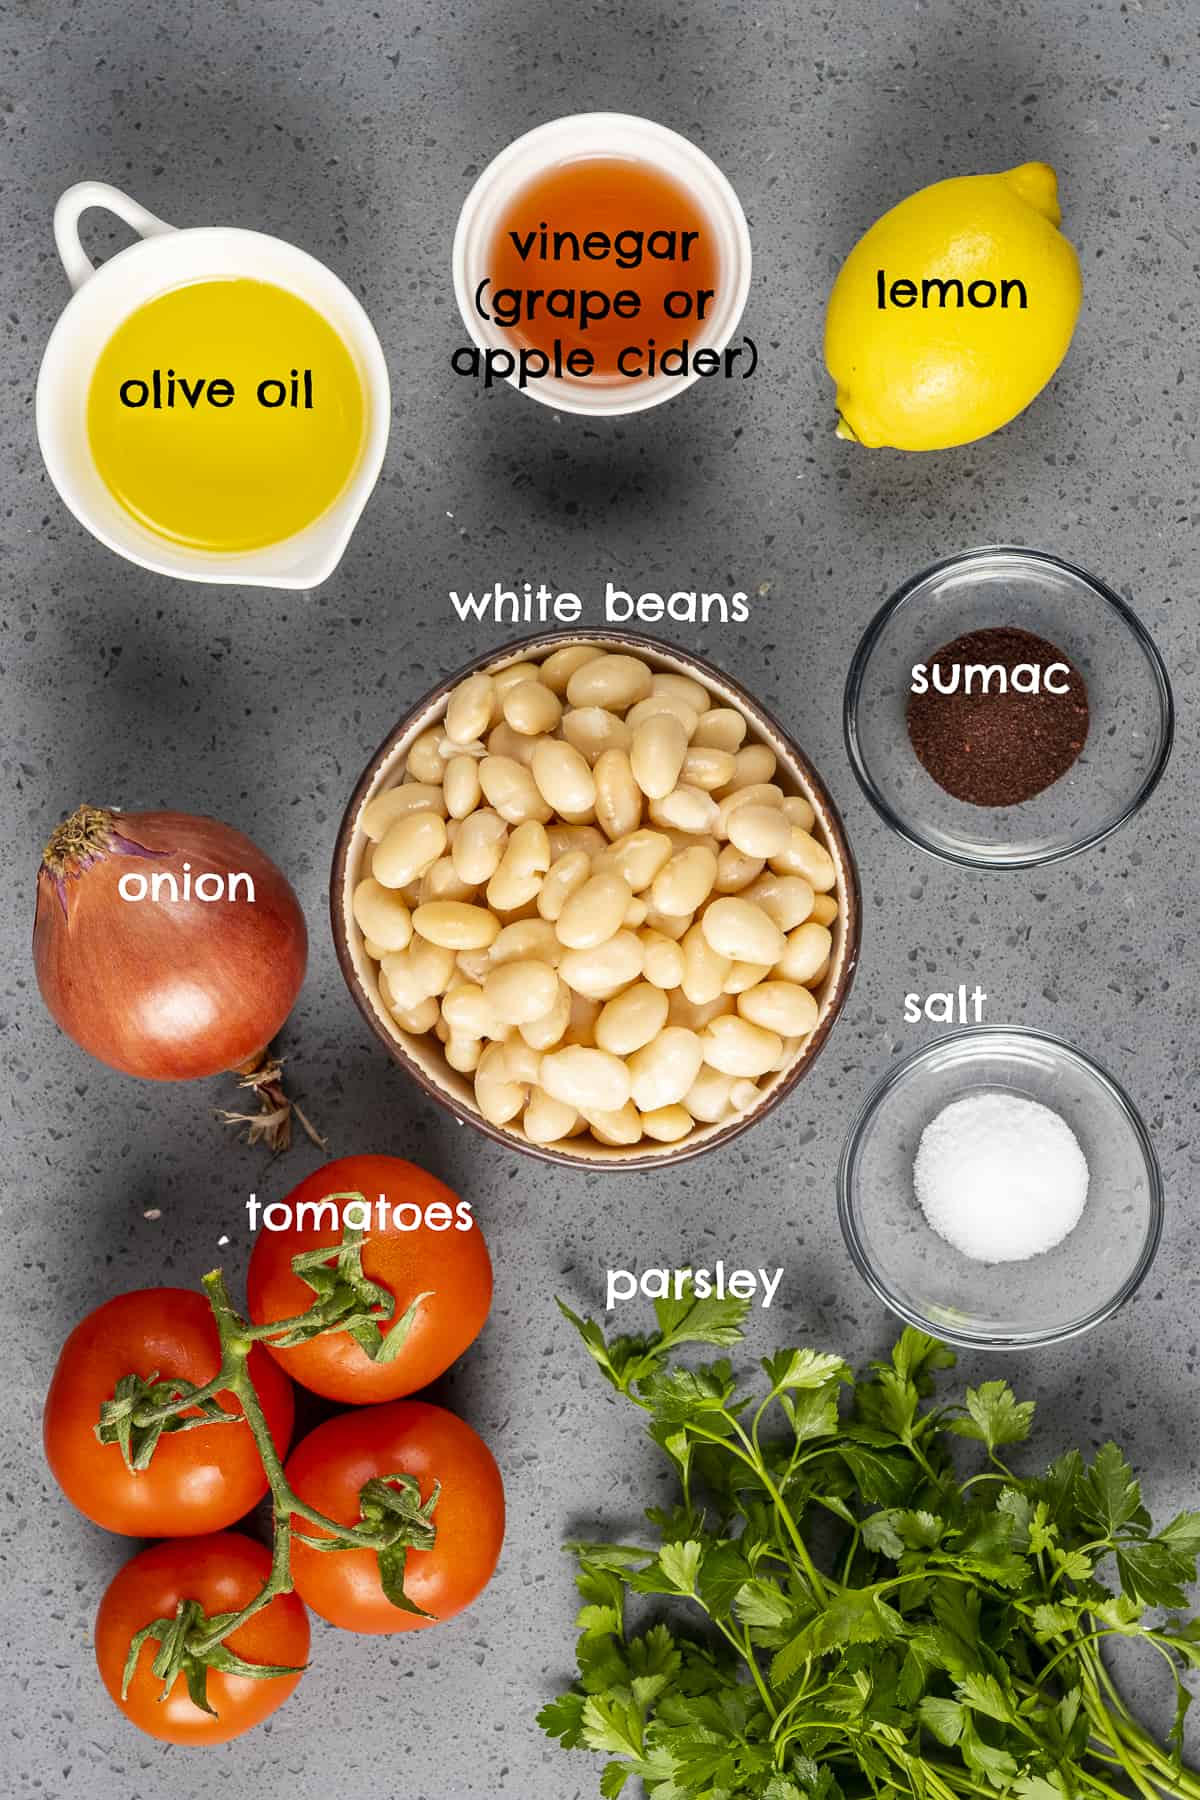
(285, 1400, 504, 1634)
(96, 1532, 309, 1744)
(44, 1287, 294, 1536)
(246, 1154, 492, 1404)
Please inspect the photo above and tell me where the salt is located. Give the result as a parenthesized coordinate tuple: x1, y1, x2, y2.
(913, 1091, 1089, 1264)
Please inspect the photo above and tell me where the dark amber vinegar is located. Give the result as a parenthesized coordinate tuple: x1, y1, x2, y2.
(487, 155, 720, 380)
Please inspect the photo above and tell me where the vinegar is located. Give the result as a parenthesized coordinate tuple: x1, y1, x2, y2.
(487, 155, 721, 380)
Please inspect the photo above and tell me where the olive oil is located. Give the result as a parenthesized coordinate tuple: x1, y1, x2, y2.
(87, 278, 366, 553)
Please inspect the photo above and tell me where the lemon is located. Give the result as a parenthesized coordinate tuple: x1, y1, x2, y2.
(824, 162, 1082, 450)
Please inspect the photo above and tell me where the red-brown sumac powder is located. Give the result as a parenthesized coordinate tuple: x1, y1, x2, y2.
(906, 626, 1089, 807)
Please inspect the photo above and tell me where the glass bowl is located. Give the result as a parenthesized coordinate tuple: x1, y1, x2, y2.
(843, 547, 1173, 869)
(838, 1027, 1163, 1349)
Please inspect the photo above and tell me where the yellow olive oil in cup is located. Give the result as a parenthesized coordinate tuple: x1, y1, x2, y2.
(86, 277, 366, 554)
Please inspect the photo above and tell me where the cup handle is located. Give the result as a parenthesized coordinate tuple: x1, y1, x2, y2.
(53, 180, 176, 292)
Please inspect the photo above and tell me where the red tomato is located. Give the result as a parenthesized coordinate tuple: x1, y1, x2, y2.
(96, 1532, 309, 1744)
(44, 1288, 294, 1536)
(285, 1400, 504, 1634)
(246, 1154, 492, 1404)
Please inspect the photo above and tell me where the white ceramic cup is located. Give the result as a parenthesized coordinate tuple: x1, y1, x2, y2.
(452, 113, 752, 417)
(36, 181, 391, 589)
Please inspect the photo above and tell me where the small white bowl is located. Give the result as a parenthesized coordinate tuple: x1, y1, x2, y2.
(452, 113, 752, 417)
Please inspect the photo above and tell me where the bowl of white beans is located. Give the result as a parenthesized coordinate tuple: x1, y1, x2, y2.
(331, 633, 860, 1166)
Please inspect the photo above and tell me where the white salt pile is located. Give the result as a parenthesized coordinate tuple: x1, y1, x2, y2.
(913, 1091, 1089, 1264)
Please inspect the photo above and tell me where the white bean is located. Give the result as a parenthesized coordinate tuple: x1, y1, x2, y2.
(381, 938, 456, 1010)
(452, 809, 507, 885)
(503, 1037, 543, 1087)
(716, 744, 777, 793)
(531, 738, 596, 817)
(776, 922, 834, 984)
(486, 720, 539, 767)
(594, 828, 673, 892)
(556, 872, 633, 950)
(641, 1104, 693, 1143)
(593, 749, 642, 841)
(482, 959, 560, 1026)
(729, 1078, 762, 1111)
(782, 794, 817, 831)
(584, 1101, 643, 1146)
(353, 878, 413, 952)
(701, 897, 787, 965)
(723, 960, 771, 995)
(442, 982, 497, 1039)
(524, 1087, 580, 1144)
(810, 893, 839, 927)
(684, 1064, 737, 1123)
(737, 980, 820, 1037)
(670, 990, 733, 1030)
(405, 728, 445, 784)
(651, 845, 718, 916)
(561, 706, 631, 764)
(681, 923, 732, 1006)
(566, 653, 652, 711)
(649, 785, 719, 835)
(770, 826, 837, 891)
(746, 873, 815, 932)
(630, 714, 689, 799)
(413, 901, 501, 951)
(538, 849, 592, 922)
(361, 784, 446, 842)
(541, 1045, 632, 1112)
(651, 671, 709, 713)
(628, 1027, 705, 1112)
(418, 856, 476, 905)
(487, 820, 551, 912)
(503, 680, 562, 736)
(558, 931, 645, 999)
(702, 1014, 783, 1077)
(727, 804, 791, 859)
(546, 824, 608, 861)
(392, 996, 440, 1034)
(444, 756, 482, 820)
(445, 1033, 482, 1074)
(625, 693, 699, 735)
(539, 643, 603, 695)
(642, 904, 693, 941)
(373, 811, 447, 888)
(491, 660, 541, 696)
(490, 918, 562, 967)
(716, 783, 784, 837)
(478, 755, 553, 825)
(681, 745, 737, 791)
(595, 982, 669, 1056)
(474, 1041, 524, 1125)
(445, 672, 496, 746)
(691, 708, 746, 753)
(518, 977, 571, 1050)
(642, 931, 686, 989)
(714, 845, 765, 894)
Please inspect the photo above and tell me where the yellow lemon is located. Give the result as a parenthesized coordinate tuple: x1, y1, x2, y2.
(824, 162, 1082, 450)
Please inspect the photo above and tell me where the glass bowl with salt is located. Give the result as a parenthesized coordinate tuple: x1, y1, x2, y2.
(843, 547, 1174, 869)
(838, 1027, 1163, 1349)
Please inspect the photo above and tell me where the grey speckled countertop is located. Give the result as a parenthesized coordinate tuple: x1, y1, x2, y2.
(1, 2, 1198, 1797)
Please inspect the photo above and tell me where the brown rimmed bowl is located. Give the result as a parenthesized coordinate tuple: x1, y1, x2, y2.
(330, 631, 861, 1168)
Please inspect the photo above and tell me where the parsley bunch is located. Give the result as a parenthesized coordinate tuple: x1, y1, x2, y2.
(540, 1289, 1200, 1800)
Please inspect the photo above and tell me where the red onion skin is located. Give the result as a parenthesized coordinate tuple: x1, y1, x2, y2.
(33, 811, 308, 1081)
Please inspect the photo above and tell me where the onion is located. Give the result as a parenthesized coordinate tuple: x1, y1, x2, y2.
(34, 805, 316, 1147)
